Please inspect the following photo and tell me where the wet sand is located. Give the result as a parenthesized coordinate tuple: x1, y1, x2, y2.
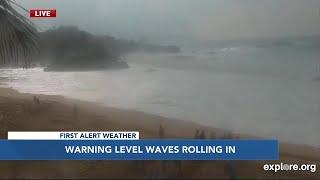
(0, 87, 319, 179)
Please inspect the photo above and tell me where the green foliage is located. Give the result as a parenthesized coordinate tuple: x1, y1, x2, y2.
(39, 26, 133, 71)
(38, 26, 180, 71)
(0, 0, 38, 67)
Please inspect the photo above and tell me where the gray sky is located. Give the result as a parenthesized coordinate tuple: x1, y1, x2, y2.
(19, 0, 320, 42)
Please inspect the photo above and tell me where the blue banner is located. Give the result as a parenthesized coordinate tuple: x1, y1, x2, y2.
(0, 140, 278, 160)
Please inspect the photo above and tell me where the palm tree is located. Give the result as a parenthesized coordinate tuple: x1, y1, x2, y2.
(0, 0, 38, 67)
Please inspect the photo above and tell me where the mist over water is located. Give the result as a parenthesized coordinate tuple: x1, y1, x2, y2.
(1, 43, 320, 146)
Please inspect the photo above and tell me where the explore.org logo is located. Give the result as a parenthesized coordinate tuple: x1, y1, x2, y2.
(264, 162, 317, 173)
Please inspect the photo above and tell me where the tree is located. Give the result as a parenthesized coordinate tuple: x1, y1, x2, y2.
(0, 0, 38, 67)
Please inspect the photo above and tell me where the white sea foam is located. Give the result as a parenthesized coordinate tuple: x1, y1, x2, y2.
(1, 47, 319, 146)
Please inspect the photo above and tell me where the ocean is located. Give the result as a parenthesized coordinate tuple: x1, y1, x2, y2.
(1, 41, 320, 146)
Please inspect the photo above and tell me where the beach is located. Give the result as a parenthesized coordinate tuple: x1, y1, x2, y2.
(2, 0, 320, 178)
(0, 87, 319, 179)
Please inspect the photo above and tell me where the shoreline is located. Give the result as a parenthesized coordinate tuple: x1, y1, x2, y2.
(0, 86, 319, 178)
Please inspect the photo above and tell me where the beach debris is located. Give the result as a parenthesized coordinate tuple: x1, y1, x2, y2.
(33, 96, 40, 104)
(199, 130, 206, 139)
(158, 124, 167, 175)
(194, 129, 200, 139)
(0, 113, 5, 137)
(159, 124, 165, 139)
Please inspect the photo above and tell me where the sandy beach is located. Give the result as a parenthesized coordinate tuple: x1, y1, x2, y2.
(0, 87, 319, 179)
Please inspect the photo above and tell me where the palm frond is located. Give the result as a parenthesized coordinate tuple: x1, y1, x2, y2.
(0, 0, 38, 67)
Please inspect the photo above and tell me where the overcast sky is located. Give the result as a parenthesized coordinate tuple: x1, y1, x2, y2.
(19, 0, 320, 42)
